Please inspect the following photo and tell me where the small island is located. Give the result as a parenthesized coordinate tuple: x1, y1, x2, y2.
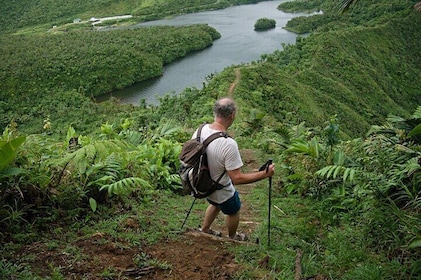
(254, 17, 276, 31)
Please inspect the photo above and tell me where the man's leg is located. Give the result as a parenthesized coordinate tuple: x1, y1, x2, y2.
(226, 211, 240, 238)
(201, 204, 220, 232)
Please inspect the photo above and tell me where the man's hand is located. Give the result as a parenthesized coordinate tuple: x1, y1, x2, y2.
(259, 159, 274, 178)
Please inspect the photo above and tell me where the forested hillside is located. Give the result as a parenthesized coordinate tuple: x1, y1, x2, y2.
(1, 0, 420, 279)
(191, 0, 421, 137)
(0, 0, 265, 34)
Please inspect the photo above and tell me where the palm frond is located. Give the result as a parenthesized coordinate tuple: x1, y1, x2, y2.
(391, 184, 421, 210)
(316, 165, 356, 182)
(408, 124, 421, 138)
(50, 140, 128, 183)
(152, 120, 181, 140)
(286, 137, 321, 159)
(367, 124, 399, 137)
(291, 122, 309, 139)
(123, 130, 145, 146)
(277, 125, 293, 143)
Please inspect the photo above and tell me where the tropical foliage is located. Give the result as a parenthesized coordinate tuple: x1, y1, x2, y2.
(0, 24, 220, 135)
(0, 24, 219, 97)
(1, 0, 421, 279)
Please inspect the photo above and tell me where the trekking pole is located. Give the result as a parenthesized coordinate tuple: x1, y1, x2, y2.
(268, 165, 272, 247)
(259, 159, 273, 247)
(181, 197, 197, 230)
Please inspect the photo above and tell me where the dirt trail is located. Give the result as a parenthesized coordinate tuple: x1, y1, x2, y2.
(16, 68, 257, 280)
(228, 68, 241, 97)
(141, 68, 260, 280)
(142, 149, 262, 280)
(17, 150, 262, 280)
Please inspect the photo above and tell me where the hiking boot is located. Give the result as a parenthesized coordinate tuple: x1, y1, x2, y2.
(229, 232, 248, 241)
(199, 228, 222, 237)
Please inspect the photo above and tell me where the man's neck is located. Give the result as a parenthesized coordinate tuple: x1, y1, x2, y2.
(210, 121, 227, 132)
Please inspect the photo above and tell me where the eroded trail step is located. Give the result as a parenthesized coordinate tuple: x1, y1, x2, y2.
(184, 227, 259, 245)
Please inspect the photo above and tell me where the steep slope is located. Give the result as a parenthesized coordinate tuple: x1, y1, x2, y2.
(201, 12, 421, 137)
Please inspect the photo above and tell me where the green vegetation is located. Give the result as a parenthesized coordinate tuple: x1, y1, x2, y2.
(0, 0, 268, 34)
(254, 17, 276, 31)
(1, 0, 421, 279)
(0, 24, 219, 97)
(0, 24, 220, 135)
(278, 0, 324, 13)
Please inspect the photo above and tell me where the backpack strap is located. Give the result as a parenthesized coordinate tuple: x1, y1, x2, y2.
(197, 123, 229, 188)
(196, 123, 207, 142)
(202, 131, 228, 147)
(197, 123, 229, 147)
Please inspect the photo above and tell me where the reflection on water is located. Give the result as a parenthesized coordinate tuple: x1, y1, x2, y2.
(100, 0, 310, 105)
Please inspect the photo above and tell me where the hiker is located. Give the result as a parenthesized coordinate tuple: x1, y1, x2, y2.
(197, 97, 275, 241)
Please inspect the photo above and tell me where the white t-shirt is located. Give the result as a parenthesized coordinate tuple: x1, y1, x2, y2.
(193, 124, 243, 203)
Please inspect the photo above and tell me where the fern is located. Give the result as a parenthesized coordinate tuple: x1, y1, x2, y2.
(100, 177, 151, 196)
(56, 140, 127, 171)
(411, 105, 421, 119)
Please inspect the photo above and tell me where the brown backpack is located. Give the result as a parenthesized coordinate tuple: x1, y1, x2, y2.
(179, 123, 229, 198)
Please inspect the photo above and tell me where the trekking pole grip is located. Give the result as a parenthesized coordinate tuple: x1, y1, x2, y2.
(266, 159, 272, 173)
(259, 159, 273, 173)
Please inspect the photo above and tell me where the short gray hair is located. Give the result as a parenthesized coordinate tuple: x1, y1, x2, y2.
(213, 98, 236, 118)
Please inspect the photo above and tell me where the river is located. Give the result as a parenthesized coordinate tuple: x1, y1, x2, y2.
(103, 0, 309, 105)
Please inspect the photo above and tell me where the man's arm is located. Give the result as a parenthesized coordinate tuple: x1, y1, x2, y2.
(227, 164, 275, 185)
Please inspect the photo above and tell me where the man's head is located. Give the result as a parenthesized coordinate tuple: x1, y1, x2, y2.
(213, 98, 236, 127)
(213, 98, 236, 118)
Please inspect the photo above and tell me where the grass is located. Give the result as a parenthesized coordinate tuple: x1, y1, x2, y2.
(0, 181, 416, 279)
(229, 184, 408, 279)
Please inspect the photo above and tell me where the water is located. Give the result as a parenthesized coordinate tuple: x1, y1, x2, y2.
(105, 0, 308, 105)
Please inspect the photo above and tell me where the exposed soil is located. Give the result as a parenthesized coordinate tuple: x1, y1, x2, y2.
(13, 149, 264, 280)
(17, 232, 247, 279)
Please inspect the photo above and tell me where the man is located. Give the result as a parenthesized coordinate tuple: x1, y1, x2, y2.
(196, 97, 275, 240)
